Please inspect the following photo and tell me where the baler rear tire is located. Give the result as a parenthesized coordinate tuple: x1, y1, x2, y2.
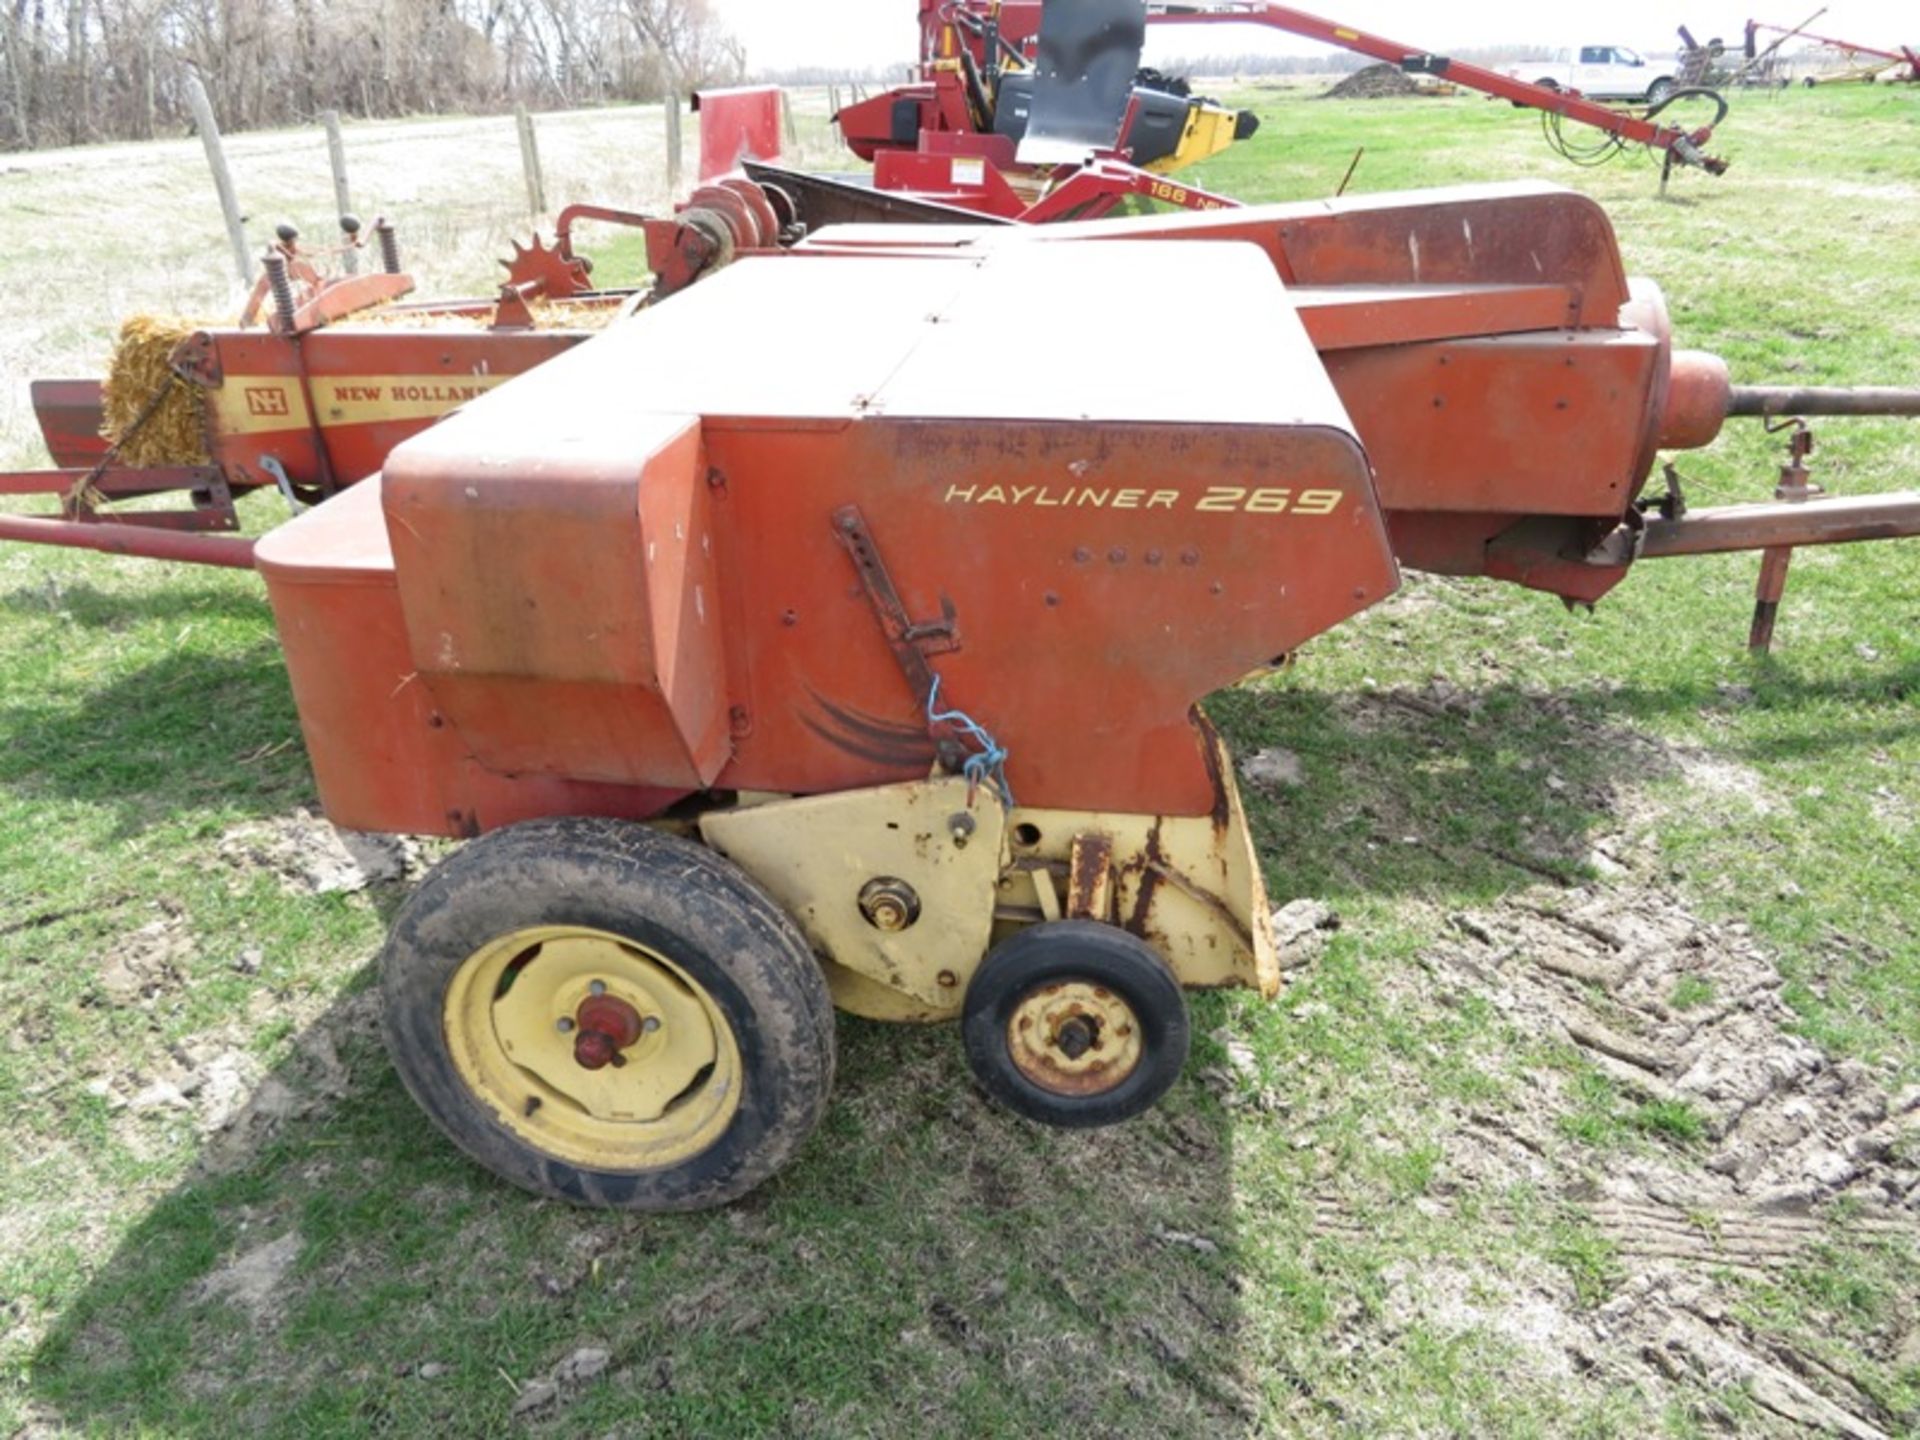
(962, 921, 1189, 1129)
(380, 817, 835, 1212)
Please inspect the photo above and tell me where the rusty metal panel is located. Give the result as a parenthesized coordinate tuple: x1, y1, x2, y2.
(200, 327, 584, 492)
(805, 183, 1636, 329)
(383, 410, 732, 792)
(260, 240, 1394, 831)
(1328, 331, 1664, 515)
(693, 86, 785, 180)
(29, 380, 110, 467)
(1289, 283, 1580, 352)
(256, 478, 692, 836)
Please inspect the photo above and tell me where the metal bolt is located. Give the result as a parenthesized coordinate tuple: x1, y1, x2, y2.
(589, 980, 607, 997)
(937, 970, 959, 989)
(555, 1017, 576, 1034)
(1056, 1017, 1095, 1061)
(642, 1016, 661, 1034)
(858, 877, 922, 932)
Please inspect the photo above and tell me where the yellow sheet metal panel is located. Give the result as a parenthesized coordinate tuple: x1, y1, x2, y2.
(700, 778, 1007, 1013)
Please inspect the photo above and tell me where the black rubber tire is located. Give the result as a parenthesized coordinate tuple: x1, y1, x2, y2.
(1647, 78, 1676, 104)
(962, 920, 1190, 1129)
(380, 817, 835, 1212)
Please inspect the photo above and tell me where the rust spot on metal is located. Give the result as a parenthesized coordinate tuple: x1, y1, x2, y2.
(1192, 709, 1234, 837)
(1125, 820, 1166, 941)
(1066, 832, 1115, 922)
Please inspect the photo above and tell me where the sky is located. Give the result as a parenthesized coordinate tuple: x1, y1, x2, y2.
(717, 1, 1916, 74)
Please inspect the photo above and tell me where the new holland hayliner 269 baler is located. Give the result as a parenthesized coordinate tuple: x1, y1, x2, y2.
(6, 30, 1920, 1213)
(239, 186, 1920, 1210)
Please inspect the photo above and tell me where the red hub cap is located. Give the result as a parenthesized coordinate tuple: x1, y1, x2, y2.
(572, 993, 645, 1070)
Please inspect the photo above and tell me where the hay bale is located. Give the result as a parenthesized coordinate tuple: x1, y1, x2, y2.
(101, 315, 211, 467)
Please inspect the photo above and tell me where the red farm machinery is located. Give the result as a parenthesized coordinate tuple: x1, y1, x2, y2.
(4, 12, 1920, 1211)
(824, 0, 1731, 225)
(1745, 15, 1920, 86)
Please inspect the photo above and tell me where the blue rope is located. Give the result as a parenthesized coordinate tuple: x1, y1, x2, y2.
(926, 675, 1015, 809)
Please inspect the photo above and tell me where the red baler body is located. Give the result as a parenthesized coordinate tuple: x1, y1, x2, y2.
(257, 184, 1719, 839)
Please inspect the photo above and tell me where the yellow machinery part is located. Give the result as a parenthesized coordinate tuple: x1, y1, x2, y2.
(1145, 100, 1247, 177)
(698, 732, 1278, 1023)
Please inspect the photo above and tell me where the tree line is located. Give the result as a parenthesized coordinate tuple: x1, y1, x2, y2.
(0, 0, 745, 151)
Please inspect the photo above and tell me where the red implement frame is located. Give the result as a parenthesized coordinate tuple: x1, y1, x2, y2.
(869, 1, 1727, 177)
(1746, 18, 1920, 82)
(1143, 3, 1726, 171)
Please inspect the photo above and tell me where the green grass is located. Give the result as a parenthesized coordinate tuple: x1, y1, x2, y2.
(2, 81, 1918, 1437)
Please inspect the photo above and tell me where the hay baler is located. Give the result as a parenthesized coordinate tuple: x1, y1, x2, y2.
(231, 182, 1920, 1210)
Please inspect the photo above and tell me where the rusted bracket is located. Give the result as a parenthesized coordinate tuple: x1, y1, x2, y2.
(1749, 422, 1819, 655)
(831, 504, 966, 772)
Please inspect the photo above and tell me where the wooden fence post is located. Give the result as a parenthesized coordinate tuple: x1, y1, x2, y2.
(184, 71, 251, 286)
(665, 93, 683, 195)
(322, 109, 357, 273)
(515, 104, 547, 217)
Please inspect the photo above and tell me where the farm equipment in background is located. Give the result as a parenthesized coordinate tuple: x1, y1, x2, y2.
(833, 0, 1729, 224)
(1745, 16, 1920, 85)
(0, 166, 791, 563)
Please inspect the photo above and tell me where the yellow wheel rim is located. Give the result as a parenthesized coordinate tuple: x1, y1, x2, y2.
(1006, 980, 1144, 1097)
(443, 925, 742, 1171)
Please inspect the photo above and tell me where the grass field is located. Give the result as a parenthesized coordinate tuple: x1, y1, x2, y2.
(2, 81, 1917, 1437)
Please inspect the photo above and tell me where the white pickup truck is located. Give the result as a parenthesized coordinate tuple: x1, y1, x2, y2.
(1504, 46, 1678, 104)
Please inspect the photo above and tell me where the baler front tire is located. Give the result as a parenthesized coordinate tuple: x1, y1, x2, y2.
(380, 818, 835, 1212)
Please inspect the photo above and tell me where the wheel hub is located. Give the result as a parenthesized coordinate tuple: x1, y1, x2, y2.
(572, 992, 645, 1070)
(444, 925, 742, 1168)
(1006, 980, 1144, 1097)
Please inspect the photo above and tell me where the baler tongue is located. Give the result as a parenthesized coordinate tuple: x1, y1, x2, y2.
(1626, 383, 1920, 653)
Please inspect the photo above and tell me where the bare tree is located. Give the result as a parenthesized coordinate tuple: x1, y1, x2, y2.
(0, 0, 744, 150)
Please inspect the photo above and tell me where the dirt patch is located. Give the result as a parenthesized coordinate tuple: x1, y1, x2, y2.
(1248, 716, 1919, 1434)
(218, 810, 421, 895)
(1426, 886, 1915, 1214)
(85, 993, 377, 1170)
(196, 1232, 301, 1320)
(96, 913, 191, 1004)
(1322, 64, 1441, 100)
